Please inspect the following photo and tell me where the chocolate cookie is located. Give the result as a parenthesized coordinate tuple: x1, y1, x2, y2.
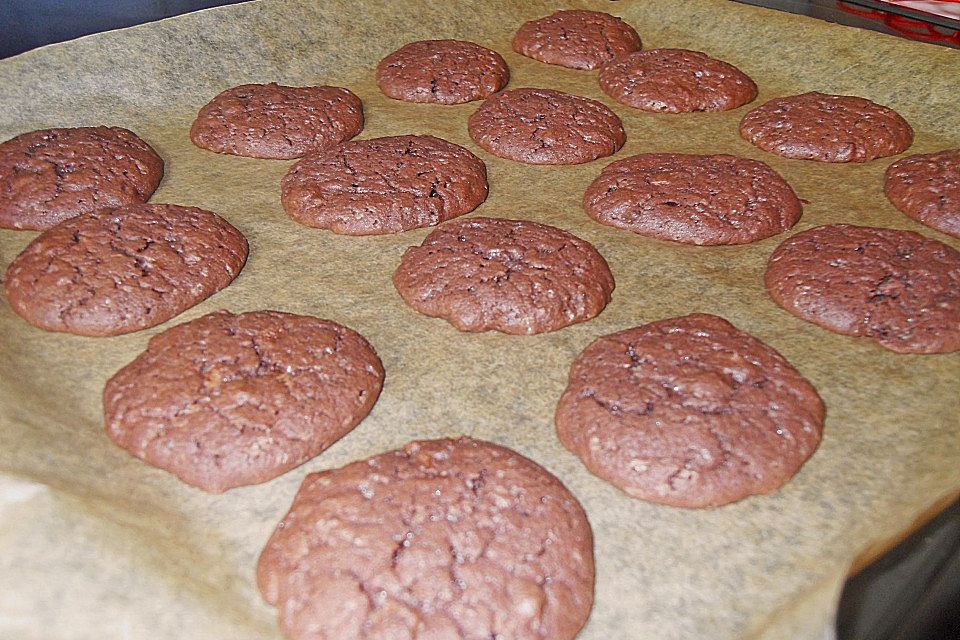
(103, 310, 384, 493)
(884, 148, 960, 239)
(583, 153, 802, 245)
(376, 40, 509, 105)
(281, 135, 488, 235)
(393, 217, 615, 335)
(555, 313, 824, 508)
(0, 126, 163, 230)
(5, 203, 247, 336)
(512, 10, 641, 70)
(765, 224, 960, 354)
(257, 437, 595, 640)
(190, 83, 364, 159)
(468, 88, 625, 165)
(739, 92, 913, 162)
(599, 49, 757, 113)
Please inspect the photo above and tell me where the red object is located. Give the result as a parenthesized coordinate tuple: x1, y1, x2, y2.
(837, 1, 960, 43)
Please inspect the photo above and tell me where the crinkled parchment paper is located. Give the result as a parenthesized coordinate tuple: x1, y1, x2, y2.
(0, 1, 957, 638)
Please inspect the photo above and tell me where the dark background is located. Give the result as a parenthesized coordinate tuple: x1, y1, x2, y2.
(0, 1, 248, 59)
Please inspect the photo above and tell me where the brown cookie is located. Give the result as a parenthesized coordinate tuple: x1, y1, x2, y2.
(512, 10, 641, 70)
(376, 40, 509, 105)
(103, 310, 384, 493)
(583, 153, 802, 245)
(765, 224, 960, 354)
(468, 88, 625, 165)
(257, 436, 595, 640)
(393, 217, 615, 335)
(739, 92, 913, 162)
(281, 135, 488, 235)
(599, 49, 757, 113)
(556, 313, 824, 508)
(5, 203, 247, 336)
(0, 126, 163, 230)
(189, 83, 364, 159)
(884, 148, 960, 239)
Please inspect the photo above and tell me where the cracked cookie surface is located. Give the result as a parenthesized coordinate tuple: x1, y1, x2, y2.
(257, 436, 594, 640)
(190, 83, 364, 159)
(512, 10, 641, 70)
(765, 224, 960, 353)
(376, 40, 509, 105)
(739, 92, 913, 162)
(599, 49, 757, 113)
(583, 153, 801, 245)
(281, 135, 488, 234)
(555, 313, 824, 508)
(4, 203, 247, 336)
(393, 217, 615, 335)
(0, 126, 163, 230)
(884, 148, 960, 239)
(103, 310, 384, 492)
(467, 88, 625, 165)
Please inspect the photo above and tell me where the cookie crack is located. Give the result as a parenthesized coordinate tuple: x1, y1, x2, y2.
(581, 389, 654, 417)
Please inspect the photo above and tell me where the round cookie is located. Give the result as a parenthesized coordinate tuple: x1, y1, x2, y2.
(376, 40, 509, 105)
(765, 224, 960, 354)
(103, 310, 385, 493)
(468, 88, 625, 165)
(599, 49, 757, 113)
(257, 436, 595, 640)
(884, 148, 960, 239)
(555, 313, 824, 508)
(281, 135, 488, 235)
(5, 203, 248, 336)
(512, 9, 641, 70)
(393, 216, 615, 335)
(739, 92, 913, 162)
(190, 83, 364, 159)
(0, 126, 163, 230)
(583, 153, 802, 245)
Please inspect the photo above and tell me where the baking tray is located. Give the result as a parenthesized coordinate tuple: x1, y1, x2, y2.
(0, 1, 958, 638)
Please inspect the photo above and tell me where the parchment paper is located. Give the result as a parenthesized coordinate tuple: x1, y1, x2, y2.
(0, 1, 958, 639)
